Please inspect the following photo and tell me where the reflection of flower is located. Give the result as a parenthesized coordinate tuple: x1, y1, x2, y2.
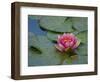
(55, 33, 80, 52)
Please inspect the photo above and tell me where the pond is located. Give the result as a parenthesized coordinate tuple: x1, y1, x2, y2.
(28, 15, 88, 66)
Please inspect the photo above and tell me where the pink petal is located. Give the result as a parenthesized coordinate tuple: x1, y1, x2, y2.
(58, 35, 61, 40)
(72, 39, 80, 49)
(55, 44, 64, 52)
(58, 43, 65, 49)
(70, 33, 75, 37)
(70, 41, 74, 47)
(65, 42, 70, 48)
(63, 33, 70, 38)
(63, 33, 68, 36)
(57, 35, 63, 43)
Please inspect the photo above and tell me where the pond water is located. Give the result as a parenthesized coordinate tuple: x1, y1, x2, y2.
(28, 17, 47, 35)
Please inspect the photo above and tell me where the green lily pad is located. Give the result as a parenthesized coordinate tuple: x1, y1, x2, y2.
(73, 55, 88, 64)
(28, 48, 61, 66)
(76, 31, 87, 43)
(40, 16, 74, 32)
(75, 43, 88, 56)
(61, 57, 73, 65)
(63, 54, 87, 64)
(72, 30, 79, 35)
(47, 31, 61, 42)
(72, 17, 88, 31)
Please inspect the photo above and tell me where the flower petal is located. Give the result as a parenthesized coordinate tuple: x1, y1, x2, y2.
(55, 44, 64, 52)
(65, 42, 70, 48)
(58, 35, 61, 40)
(69, 41, 74, 47)
(72, 39, 80, 49)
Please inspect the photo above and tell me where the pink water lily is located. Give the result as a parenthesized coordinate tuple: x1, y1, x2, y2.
(55, 33, 80, 52)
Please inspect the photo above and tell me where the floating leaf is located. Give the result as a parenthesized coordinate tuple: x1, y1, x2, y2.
(64, 49, 88, 64)
(73, 55, 88, 64)
(76, 31, 87, 43)
(28, 48, 61, 66)
(72, 17, 88, 31)
(62, 55, 78, 64)
(63, 58, 73, 64)
(72, 30, 79, 35)
(47, 31, 61, 42)
(75, 43, 88, 56)
(40, 16, 74, 32)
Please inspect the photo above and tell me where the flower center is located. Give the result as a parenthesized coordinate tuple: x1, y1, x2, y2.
(63, 38, 71, 43)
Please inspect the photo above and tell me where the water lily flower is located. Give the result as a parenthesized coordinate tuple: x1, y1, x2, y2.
(55, 33, 80, 52)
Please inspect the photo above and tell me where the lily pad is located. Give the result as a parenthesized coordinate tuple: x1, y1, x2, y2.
(62, 55, 87, 64)
(40, 16, 74, 32)
(74, 43, 88, 64)
(76, 31, 87, 43)
(47, 31, 61, 42)
(75, 43, 88, 56)
(72, 30, 79, 35)
(73, 55, 88, 64)
(28, 48, 61, 66)
(72, 17, 88, 31)
(62, 52, 87, 64)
